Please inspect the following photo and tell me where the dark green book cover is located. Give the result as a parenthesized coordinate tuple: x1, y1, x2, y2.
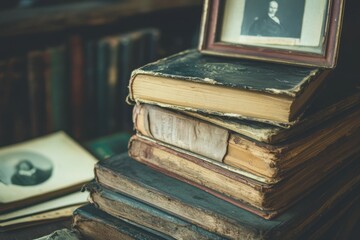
(92, 153, 360, 239)
(129, 49, 330, 126)
(49, 45, 69, 132)
(85, 184, 225, 240)
(96, 39, 110, 136)
(84, 132, 130, 160)
(73, 204, 172, 240)
(84, 39, 98, 139)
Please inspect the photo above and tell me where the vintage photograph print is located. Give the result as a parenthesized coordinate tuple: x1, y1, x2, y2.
(0, 132, 96, 211)
(199, 0, 345, 68)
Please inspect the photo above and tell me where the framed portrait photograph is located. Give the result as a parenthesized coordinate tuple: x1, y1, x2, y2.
(199, 0, 345, 68)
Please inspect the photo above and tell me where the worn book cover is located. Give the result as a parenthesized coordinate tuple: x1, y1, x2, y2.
(133, 103, 360, 180)
(91, 153, 360, 239)
(128, 49, 332, 126)
(0, 191, 87, 232)
(73, 204, 171, 240)
(85, 185, 224, 240)
(0, 132, 97, 213)
(185, 72, 360, 143)
(127, 134, 359, 214)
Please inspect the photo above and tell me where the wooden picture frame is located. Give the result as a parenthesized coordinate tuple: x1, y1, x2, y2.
(199, 0, 345, 68)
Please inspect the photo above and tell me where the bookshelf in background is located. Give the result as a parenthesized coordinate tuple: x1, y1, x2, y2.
(0, 0, 203, 147)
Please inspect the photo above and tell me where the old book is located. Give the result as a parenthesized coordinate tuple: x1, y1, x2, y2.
(84, 39, 98, 139)
(92, 153, 360, 239)
(84, 132, 131, 160)
(27, 50, 47, 137)
(85, 186, 224, 240)
(73, 204, 172, 240)
(133, 104, 360, 181)
(7, 56, 31, 143)
(0, 60, 10, 146)
(0, 131, 97, 213)
(128, 49, 333, 126)
(0, 191, 86, 232)
(185, 73, 360, 144)
(44, 45, 69, 133)
(128, 134, 359, 215)
(70, 35, 85, 140)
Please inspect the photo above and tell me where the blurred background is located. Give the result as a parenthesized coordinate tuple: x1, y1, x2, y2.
(0, 0, 203, 147)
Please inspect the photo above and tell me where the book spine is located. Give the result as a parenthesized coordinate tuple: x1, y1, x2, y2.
(27, 50, 47, 137)
(50, 45, 68, 132)
(84, 39, 97, 139)
(128, 135, 268, 210)
(96, 39, 110, 136)
(43, 49, 53, 133)
(0, 60, 11, 146)
(73, 205, 169, 240)
(106, 37, 119, 134)
(133, 103, 229, 162)
(94, 165, 265, 238)
(69, 35, 85, 140)
(88, 186, 225, 240)
(8, 57, 31, 143)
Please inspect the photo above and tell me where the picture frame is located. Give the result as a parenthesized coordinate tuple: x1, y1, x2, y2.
(199, 0, 345, 68)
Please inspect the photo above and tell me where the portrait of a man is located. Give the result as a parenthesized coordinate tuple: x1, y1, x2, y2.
(0, 151, 53, 187)
(11, 159, 52, 186)
(248, 1, 285, 37)
(240, 0, 305, 39)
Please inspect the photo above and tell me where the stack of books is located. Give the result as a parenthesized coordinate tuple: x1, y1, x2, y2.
(73, 0, 360, 239)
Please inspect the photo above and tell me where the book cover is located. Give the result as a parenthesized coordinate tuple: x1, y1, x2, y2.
(0, 191, 87, 232)
(91, 153, 360, 239)
(185, 72, 360, 143)
(128, 134, 359, 214)
(69, 35, 85, 140)
(85, 186, 225, 240)
(44, 45, 69, 134)
(96, 38, 110, 136)
(0, 132, 97, 213)
(128, 49, 331, 126)
(84, 39, 98, 139)
(27, 50, 47, 137)
(49, 45, 69, 133)
(133, 103, 360, 180)
(84, 132, 131, 160)
(73, 204, 173, 240)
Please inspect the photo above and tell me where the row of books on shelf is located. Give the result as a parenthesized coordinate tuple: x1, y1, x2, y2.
(0, 27, 160, 147)
(71, 49, 359, 239)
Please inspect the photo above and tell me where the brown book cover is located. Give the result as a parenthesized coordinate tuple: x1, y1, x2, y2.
(133, 103, 360, 182)
(91, 153, 360, 238)
(128, 134, 359, 216)
(27, 50, 47, 138)
(69, 35, 85, 140)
